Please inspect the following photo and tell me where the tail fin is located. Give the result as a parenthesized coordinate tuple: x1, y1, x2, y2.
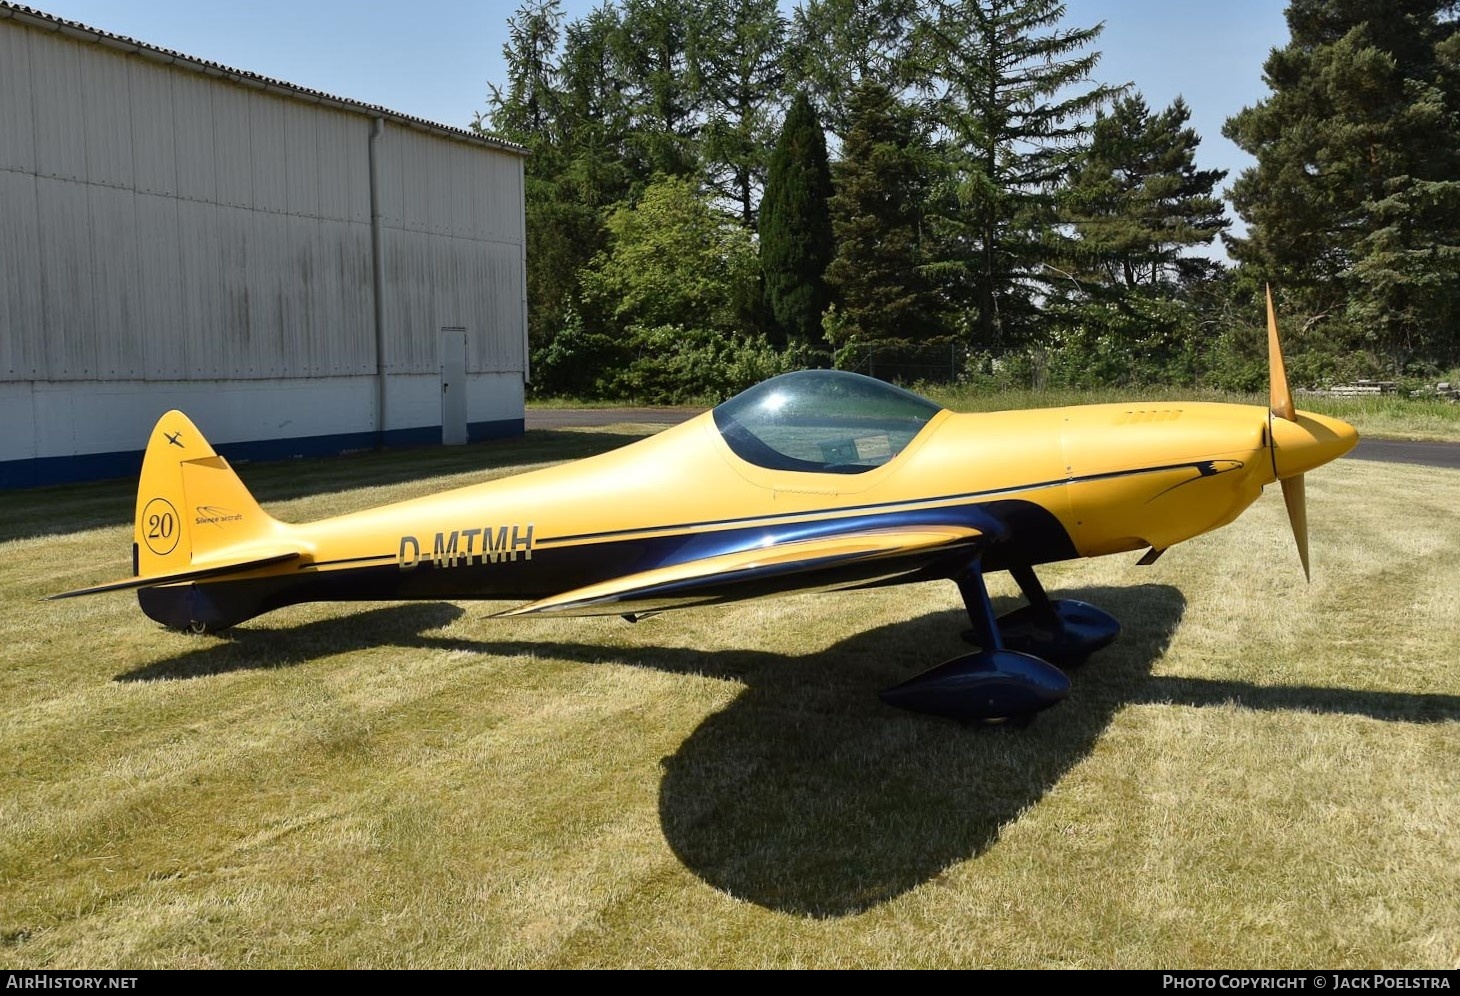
(134, 411, 287, 577)
(50, 412, 300, 600)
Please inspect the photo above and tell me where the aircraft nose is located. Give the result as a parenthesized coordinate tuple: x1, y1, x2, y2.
(1271, 411, 1359, 480)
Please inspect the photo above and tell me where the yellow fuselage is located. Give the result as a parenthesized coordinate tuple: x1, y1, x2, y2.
(282, 402, 1310, 582)
(125, 396, 1356, 631)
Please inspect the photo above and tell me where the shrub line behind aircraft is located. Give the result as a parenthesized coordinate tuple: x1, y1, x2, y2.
(53, 291, 1358, 724)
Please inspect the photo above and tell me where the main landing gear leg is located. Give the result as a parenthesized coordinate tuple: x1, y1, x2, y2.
(957, 564, 1005, 652)
(879, 557, 1072, 725)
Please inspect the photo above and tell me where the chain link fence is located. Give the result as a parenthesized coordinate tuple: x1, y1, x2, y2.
(832, 340, 969, 385)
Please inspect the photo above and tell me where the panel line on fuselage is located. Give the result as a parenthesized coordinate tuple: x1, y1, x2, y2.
(537, 458, 1235, 549)
(198, 457, 1235, 587)
(539, 479, 1067, 548)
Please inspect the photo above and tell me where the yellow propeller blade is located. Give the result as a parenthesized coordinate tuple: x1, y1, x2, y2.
(1268, 286, 1309, 579)
(1281, 475, 1310, 581)
(1267, 284, 1296, 422)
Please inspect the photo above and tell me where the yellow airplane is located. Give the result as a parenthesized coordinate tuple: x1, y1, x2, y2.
(53, 292, 1357, 723)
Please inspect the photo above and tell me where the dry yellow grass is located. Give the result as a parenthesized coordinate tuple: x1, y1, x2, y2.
(1, 432, 1457, 968)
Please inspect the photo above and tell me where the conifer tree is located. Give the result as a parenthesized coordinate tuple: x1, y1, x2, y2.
(1224, 0, 1460, 370)
(824, 82, 944, 361)
(759, 92, 835, 349)
(480, 1, 581, 385)
(788, 0, 919, 138)
(913, 0, 1123, 350)
(614, 0, 708, 181)
(698, 0, 787, 225)
(1065, 95, 1228, 289)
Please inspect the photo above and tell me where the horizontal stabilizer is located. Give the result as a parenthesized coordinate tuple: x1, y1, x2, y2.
(497, 525, 981, 618)
(48, 551, 301, 600)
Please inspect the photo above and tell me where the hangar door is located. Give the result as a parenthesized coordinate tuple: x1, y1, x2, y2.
(440, 327, 467, 445)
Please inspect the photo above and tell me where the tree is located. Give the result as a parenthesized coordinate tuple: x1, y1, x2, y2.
(758, 92, 835, 349)
(1224, 0, 1460, 371)
(1045, 95, 1229, 387)
(479, 1, 583, 389)
(484, 0, 564, 140)
(1064, 95, 1228, 289)
(788, 0, 919, 138)
(570, 175, 774, 401)
(823, 81, 945, 363)
(481, 2, 647, 395)
(913, 0, 1124, 351)
(697, 0, 788, 225)
(613, 0, 708, 181)
(580, 175, 759, 334)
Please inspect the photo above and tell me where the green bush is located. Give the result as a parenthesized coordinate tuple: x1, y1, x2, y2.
(529, 309, 626, 398)
(603, 325, 802, 405)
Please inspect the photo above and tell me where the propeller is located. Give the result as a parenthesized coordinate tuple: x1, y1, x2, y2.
(1266, 285, 1310, 580)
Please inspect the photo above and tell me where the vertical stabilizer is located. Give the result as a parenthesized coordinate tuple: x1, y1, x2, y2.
(134, 411, 284, 578)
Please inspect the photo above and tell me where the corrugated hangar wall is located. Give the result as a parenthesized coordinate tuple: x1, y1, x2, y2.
(0, 5, 529, 488)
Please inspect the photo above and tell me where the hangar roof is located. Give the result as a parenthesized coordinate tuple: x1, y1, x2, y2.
(0, 2, 529, 156)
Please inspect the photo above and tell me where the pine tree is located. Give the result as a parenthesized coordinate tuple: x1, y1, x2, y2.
(614, 0, 708, 181)
(1065, 95, 1228, 289)
(480, 2, 578, 387)
(759, 92, 835, 349)
(698, 0, 787, 225)
(1042, 94, 1230, 387)
(1224, 0, 1460, 370)
(481, 1, 646, 395)
(824, 82, 944, 363)
(788, 0, 919, 138)
(483, 0, 564, 141)
(912, 0, 1124, 350)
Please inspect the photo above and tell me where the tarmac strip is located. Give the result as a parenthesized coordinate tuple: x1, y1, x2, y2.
(1348, 437, 1460, 469)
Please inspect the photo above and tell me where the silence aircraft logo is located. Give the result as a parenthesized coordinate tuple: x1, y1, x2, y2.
(194, 506, 244, 528)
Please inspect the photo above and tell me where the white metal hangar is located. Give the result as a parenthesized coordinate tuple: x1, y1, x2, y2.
(0, 3, 529, 488)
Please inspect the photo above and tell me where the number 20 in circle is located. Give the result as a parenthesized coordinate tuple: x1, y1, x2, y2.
(141, 498, 180, 556)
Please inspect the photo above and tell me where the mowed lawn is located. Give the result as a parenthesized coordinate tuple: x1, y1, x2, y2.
(1, 426, 1457, 968)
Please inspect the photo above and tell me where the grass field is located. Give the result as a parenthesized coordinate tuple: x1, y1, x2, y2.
(2, 426, 1458, 968)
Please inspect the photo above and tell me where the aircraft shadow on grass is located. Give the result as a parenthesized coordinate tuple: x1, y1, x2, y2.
(117, 584, 1460, 918)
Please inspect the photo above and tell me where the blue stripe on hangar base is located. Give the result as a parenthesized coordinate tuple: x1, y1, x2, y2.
(0, 418, 525, 490)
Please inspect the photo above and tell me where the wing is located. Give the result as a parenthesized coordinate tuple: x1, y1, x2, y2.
(496, 524, 981, 618)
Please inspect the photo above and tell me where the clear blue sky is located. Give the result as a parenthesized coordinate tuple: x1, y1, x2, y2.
(26, 0, 1289, 231)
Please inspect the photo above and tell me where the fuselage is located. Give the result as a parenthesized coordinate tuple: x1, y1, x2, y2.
(136, 397, 1356, 631)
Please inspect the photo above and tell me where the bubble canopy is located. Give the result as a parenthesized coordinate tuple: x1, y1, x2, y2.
(711, 370, 945, 474)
